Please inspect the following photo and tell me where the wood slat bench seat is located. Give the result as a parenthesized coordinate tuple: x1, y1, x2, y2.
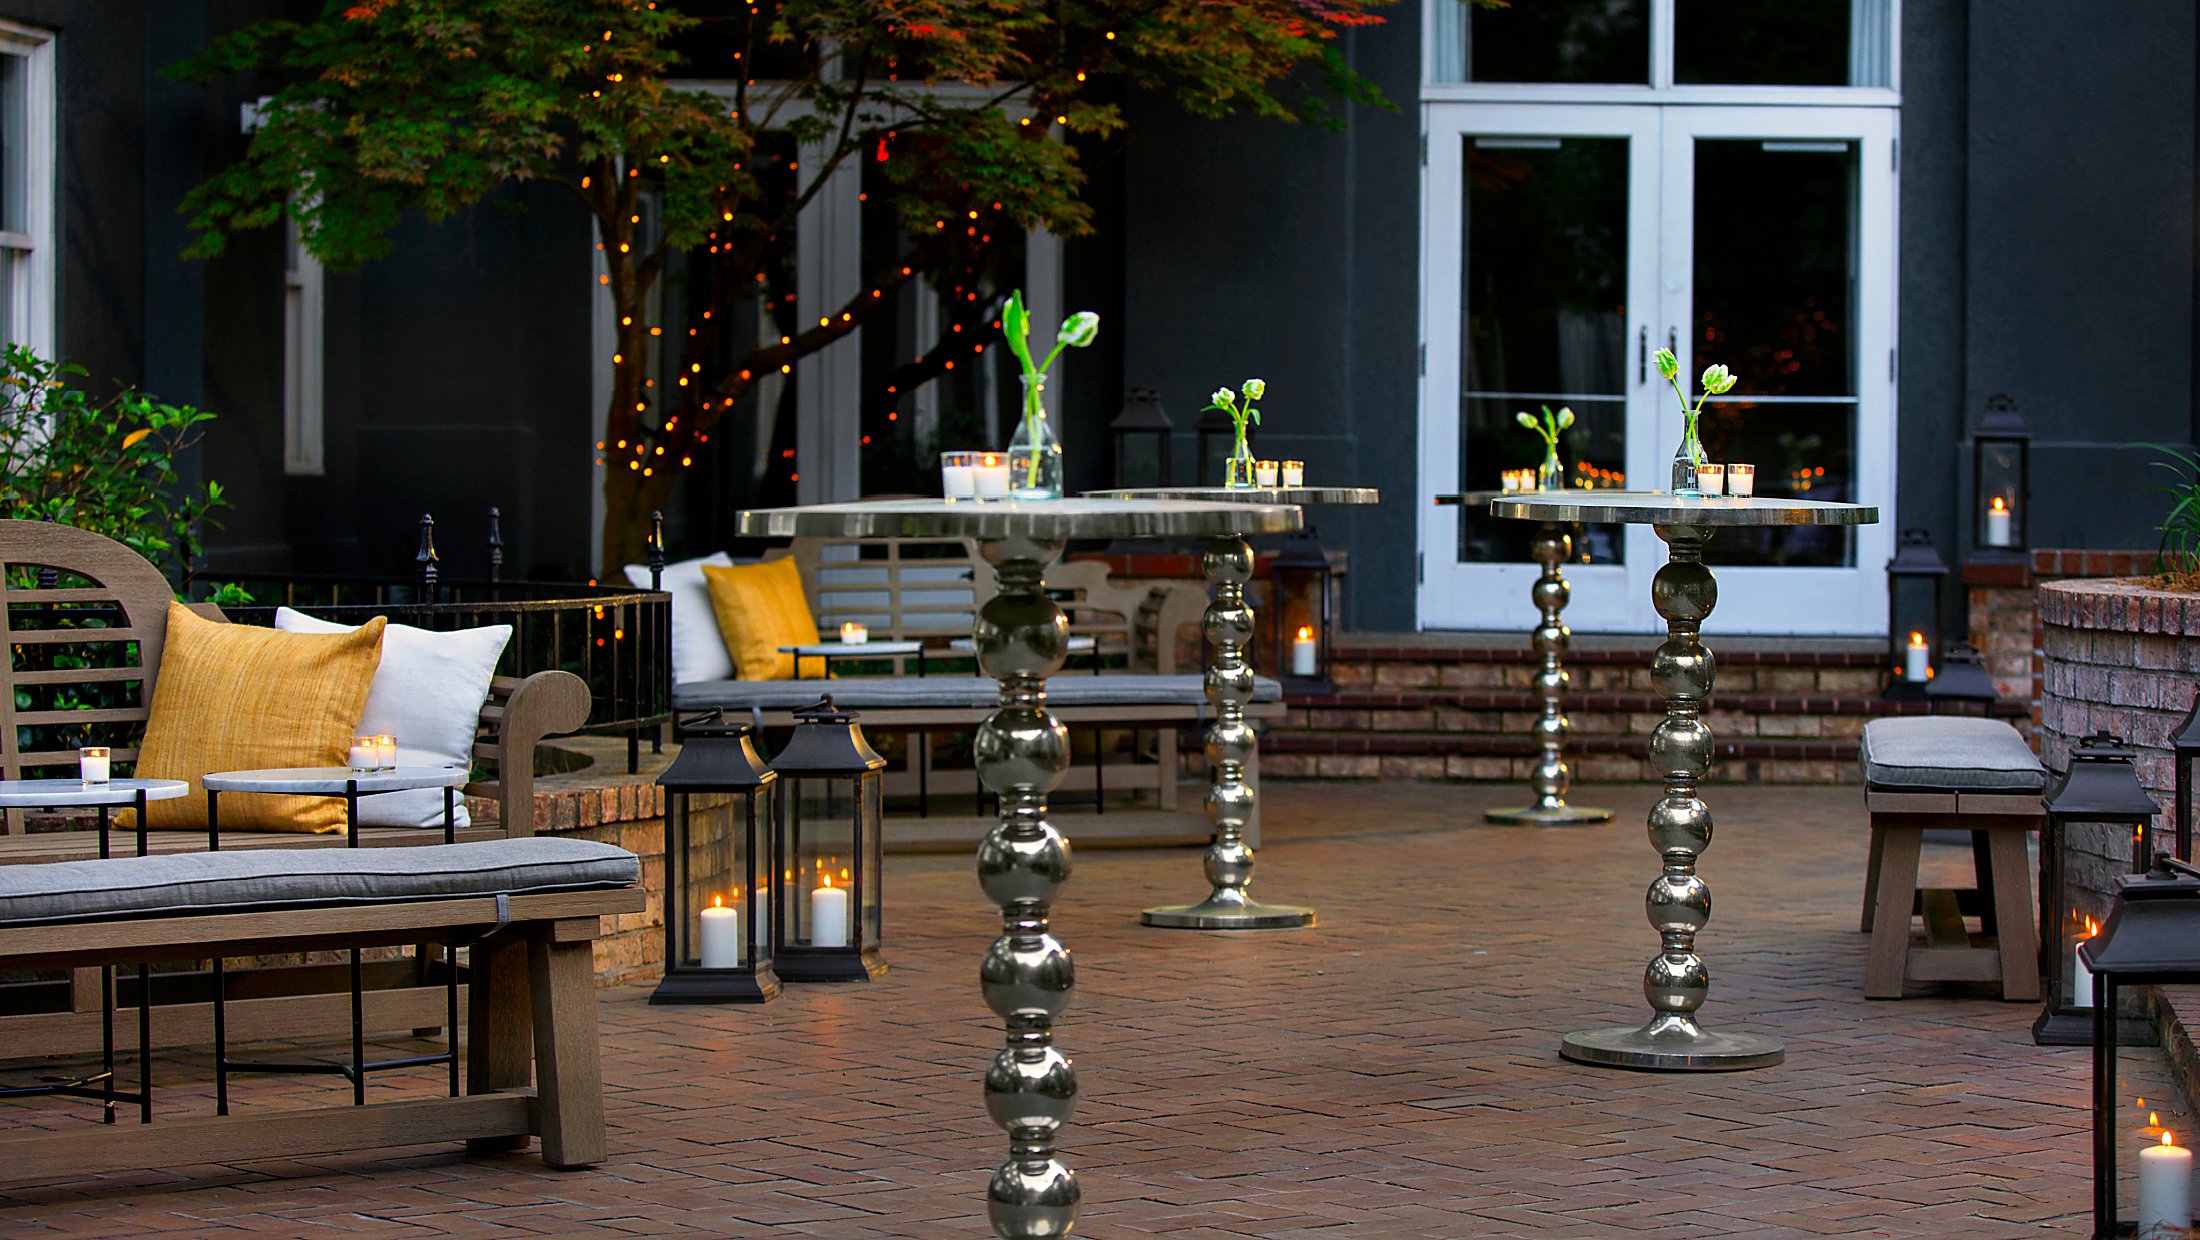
(0, 839, 643, 1183)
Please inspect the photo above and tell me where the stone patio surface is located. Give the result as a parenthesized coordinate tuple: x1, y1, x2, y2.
(0, 781, 2179, 1237)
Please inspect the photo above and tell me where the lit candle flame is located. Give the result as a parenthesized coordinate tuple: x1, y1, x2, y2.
(2082, 916, 2100, 940)
(1908, 631, 1926, 647)
(712, 894, 725, 909)
(1990, 496, 2008, 513)
(1296, 625, 1315, 642)
(2165, 1132, 2177, 1149)
(820, 873, 834, 889)
(2153, 1111, 2162, 1128)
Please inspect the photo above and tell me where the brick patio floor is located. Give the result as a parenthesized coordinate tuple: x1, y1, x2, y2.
(0, 780, 2182, 1237)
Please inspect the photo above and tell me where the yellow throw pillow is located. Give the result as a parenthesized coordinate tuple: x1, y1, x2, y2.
(136, 602, 387, 833)
(700, 559, 819, 681)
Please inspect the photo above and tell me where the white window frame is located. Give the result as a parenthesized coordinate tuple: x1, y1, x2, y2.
(282, 218, 326, 475)
(0, 20, 56, 363)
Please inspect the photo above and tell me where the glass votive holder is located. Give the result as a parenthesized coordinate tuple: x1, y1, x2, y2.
(1698, 463, 1726, 495)
(940, 450, 980, 500)
(350, 736, 378, 772)
(79, 746, 110, 785)
(840, 621, 869, 645)
(1281, 460, 1305, 487)
(373, 734, 397, 771)
(973, 451, 1011, 499)
(1254, 459, 1280, 487)
(1727, 463, 1756, 496)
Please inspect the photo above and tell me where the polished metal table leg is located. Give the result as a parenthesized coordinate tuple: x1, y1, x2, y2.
(1487, 521, 1611, 827)
(972, 536, 1080, 1239)
(1143, 531, 1313, 931)
(1560, 524, 1782, 1072)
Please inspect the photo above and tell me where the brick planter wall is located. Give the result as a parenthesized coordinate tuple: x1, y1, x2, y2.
(2038, 577, 2199, 932)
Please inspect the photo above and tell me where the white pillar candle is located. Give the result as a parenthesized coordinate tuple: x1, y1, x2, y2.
(1727, 464, 1756, 497)
(78, 747, 109, 785)
(840, 622, 868, 645)
(1254, 460, 1279, 487)
(753, 885, 771, 951)
(974, 454, 1011, 498)
(1986, 496, 2013, 547)
(811, 877, 851, 948)
(1281, 460, 1304, 487)
(1903, 633, 1929, 684)
(373, 734, 397, 770)
(1291, 626, 1318, 677)
(699, 896, 741, 969)
(942, 463, 976, 499)
(350, 737, 376, 771)
(1697, 464, 1725, 495)
(2140, 1134, 2192, 1236)
(2074, 918, 2098, 1007)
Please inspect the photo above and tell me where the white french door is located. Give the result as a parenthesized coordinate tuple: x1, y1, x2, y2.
(1417, 104, 1897, 634)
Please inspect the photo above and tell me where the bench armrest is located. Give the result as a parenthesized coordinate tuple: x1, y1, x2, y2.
(472, 670, 591, 837)
(1138, 580, 1207, 675)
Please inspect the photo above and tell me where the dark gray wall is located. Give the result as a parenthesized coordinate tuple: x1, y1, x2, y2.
(1959, 0, 2196, 554)
(1121, 17, 1423, 631)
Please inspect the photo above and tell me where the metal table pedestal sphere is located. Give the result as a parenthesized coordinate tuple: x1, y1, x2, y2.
(1487, 518, 1612, 827)
(1089, 486, 1378, 932)
(737, 498, 1299, 1237)
(1491, 492, 1877, 1072)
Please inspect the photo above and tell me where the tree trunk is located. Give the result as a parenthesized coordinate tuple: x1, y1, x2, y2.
(600, 460, 678, 573)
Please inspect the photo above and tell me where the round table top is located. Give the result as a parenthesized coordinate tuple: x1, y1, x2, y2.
(0, 777, 189, 809)
(948, 635, 1097, 653)
(1084, 486, 1380, 507)
(202, 766, 470, 795)
(734, 497, 1301, 541)
(1435, 490, 1525, 506)
(1489, 490, 1879, 527)
(781, 640, 925, 656)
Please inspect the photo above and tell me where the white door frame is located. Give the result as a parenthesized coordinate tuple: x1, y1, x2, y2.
(1416, 103, 1898, 634)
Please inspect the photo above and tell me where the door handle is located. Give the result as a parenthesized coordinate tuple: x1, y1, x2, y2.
(1668, 327, 1678, 358)
(1638, 326, 1647, 384)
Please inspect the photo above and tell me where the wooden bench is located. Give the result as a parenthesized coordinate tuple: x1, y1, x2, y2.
(0, 520, 592, 1057)
(1859, 717, 2048, 1000)
(0, 838, 641, 1183)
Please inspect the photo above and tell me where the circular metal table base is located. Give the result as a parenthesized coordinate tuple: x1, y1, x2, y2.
(1141, 898, 1315, 931)
(1560, 1025, 1785, 1072)
(1483, 804, 1613, 826)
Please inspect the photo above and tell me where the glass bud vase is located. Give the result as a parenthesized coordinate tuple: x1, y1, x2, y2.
(1536, 445, 1564, 492)
(1670, 419, 1704, 496)
(1224, 427, 1257, 488)
(1008, 375, 1064, 499)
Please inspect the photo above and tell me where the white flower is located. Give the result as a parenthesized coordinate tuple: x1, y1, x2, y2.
(1056, 312, 1099, 349)
(1241, 378, 1266, 401)
(1209, 387, 1235, 409)
(1701, 363, 1736, 395)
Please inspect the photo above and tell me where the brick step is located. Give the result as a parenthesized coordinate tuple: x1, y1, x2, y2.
(1335, 635, 1887, 668)
(1288, 687, 1930, 716)
(1260, 729, 1859, 785)
(1327, 654, 1892, 698)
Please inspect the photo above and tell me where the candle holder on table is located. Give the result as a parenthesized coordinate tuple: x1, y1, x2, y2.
(1088, 485, 1378, 931)
(1439, 491, 1609, 827)
(1492, 491, 1877, 1071)
(735, 496, 1300, 1239)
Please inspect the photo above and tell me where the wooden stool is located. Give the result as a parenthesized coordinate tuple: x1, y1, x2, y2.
(1858, 717, 2048, 1000)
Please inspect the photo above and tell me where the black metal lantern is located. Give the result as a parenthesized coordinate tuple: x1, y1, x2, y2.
(1883, 528, 1948, 700)
(1925, 643, 2000, 715)
(769, 696, 888, 983)
(1268, 527, 1336, 691)
(2082, 855, 2200, 1238)
(2036, 732, 2163, 1047)
(1110, 386, 1175, 489)
(1972, 393, 2030, 560)
(2172, 688, 2200, 861)
(652, 711, 779, 1005)
(1196, 400, 1237, 487)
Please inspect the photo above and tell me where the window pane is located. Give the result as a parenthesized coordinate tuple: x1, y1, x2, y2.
(1437, 0, 1650, 85)
(1674, 0, 1893, 88)
(0, 53, 22, 233)
(1458, 136, 1629, 565)
(1692, 139, 1859, 568)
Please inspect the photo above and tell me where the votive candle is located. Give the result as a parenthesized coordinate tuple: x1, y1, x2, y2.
(1698, 463, 1726, 496)
(1281, 460, 1304, 487)
(1727, 464, 1756, 497)
(349, 736, 377, 772)
(973, 453, 1011, 499)
(79, 746, 109, 785)
(941, 450, 979, 499)
(373, 734, 397, 771)
(1254, 460, 1279, 487)
(840, 622, 869, 645)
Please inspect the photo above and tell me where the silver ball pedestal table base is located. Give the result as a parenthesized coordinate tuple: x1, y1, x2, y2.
(1089, 486, 1379, 932)
(1491, 491, 1877, 1073)
(1438, 491, 1610, 827)
(737, 497, 1300, 1239)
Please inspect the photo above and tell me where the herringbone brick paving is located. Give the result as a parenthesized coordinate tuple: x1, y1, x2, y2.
(0, 781, 2181, 1236)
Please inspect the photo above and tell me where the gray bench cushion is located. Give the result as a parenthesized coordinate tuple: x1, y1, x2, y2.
(0, 838, 639, 927)
(1859, 717, 2048, 793)
(672, 673, 1281, 713)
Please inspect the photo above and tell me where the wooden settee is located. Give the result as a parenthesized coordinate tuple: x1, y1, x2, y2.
(0, 520, 593, 1057)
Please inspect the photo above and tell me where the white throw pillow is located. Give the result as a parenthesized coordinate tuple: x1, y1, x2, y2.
(625, 551, 735, 684)
(275, 608, 513, 829)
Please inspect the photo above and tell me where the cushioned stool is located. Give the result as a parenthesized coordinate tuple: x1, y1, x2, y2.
(1858, 717, 2048, 999)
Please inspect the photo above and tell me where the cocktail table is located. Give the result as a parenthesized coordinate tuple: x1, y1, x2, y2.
(735, 496, 1300, 1239)
(1491, 491, 1878, 1072)
(1088, 485, 1379, 931)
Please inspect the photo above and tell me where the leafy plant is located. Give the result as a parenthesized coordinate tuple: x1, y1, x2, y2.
(0, 345, 228, 586)
(1206, 378, 1265, 440)
(2136, 442, 2200, 585)
(1515, 404, 1574, 450)
(1654, 348, 1737, 463)
(1000, 289, 1098, 486)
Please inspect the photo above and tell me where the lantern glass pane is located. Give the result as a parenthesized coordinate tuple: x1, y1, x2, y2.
(1116, 431, 1167, 489)
(1887, 575, 1939, 684)
(679, 792, 757, 970)
(784, 775, 859, 950)
(1977, 440, 2024, 548)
